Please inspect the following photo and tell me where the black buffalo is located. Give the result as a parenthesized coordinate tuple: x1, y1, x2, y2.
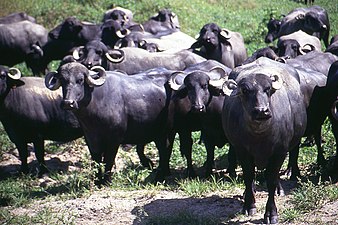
(325, 34, 338, 56)
(277, 30, 322, 58)
(41, 16, 129, 71)
(305, 61, 338, 181)
(190, 23, 247, 68)
(265, 6, 330, 47)
(0, 12, 36, 24)
(0, 65, 82, 175)
(0, 20, 48, 76)
(168, 62, 237, 177)
(142, 9, 180, 36)
(221, 57, 307, 223)
(45, 62, 177, 184)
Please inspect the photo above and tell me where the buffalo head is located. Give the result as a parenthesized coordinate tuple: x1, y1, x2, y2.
(45, 62, 106, 110)
(71, 40, 125, 69)
(0, 66, 22, 96)
(265, 18, 281, 43)
(191, 23, 231, 50)
(223, 73, 282, 121)
(49, 17, 83, 41)
(169, 67, 228, 113)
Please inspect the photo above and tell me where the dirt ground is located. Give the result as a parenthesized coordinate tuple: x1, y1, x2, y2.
(1, 144, 338, 225)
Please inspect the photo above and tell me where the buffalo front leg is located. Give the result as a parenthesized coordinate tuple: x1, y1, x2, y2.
(33, 138, 48, 176)
(264, 153, 286, 224)
(16, 141, 29, 174)
(102, 145, 119, 185)
(178, 131, 196, 178)
(154, 134, 175, 182)
(240, 156, 256, 216)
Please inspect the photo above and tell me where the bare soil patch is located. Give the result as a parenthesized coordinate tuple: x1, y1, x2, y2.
(1, 143, 338, 224)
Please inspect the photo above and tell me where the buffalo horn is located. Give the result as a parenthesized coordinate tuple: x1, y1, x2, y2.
(45, 71, 61, 90)
(8, 67, 21, 80)
(275, 57, 286, 63)
(222, 79, 237, 96)
(220, 29, 231, 39)
(168, 71, 185, 90)
(116, 28, 131, 38)
(31, 44, 44, 57)
(331, 99, 338, 121)
(72, 46, 85, 60)
(105, 49, 125, 63)
(299, 44, 315, 55)
(87, 66, 106, 87)
(209, 77, 227, 88)
(270, 74, 282, 90)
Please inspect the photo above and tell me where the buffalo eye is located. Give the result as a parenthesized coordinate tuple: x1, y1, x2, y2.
(241, 86, 250, 95)
(201, 84, 208, 90)
(264, 86, 272, 95)
(76, 77, 84, 85)
(96, 50, 103, 56)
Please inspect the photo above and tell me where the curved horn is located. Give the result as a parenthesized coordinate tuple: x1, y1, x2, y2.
(299, 44, 315, 55)
(209, 77, 227, 88)
(105, 49, 125, 63)
(8, 67, 21, 80)
(222, 79, 237, 96)
(168, 71, 185, 91)
(45, 71, 61, 90)
(275, 57, 286, 63)
(72, 46, 85, 60)
(86, 66, 106, 87)
(31, 44, 44, 57)
(116, 28, 131, 38)
(270, 74, 283, 90)
(220, 29, 231, 39)
(331, 100, 338, 121)
(208, 67, 228, 79)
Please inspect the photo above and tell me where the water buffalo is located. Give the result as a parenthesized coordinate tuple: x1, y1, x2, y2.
(0, 12, 36, 24)
(168, 62, 237, 177)
(190, 23, 247, 68)
(305, 61, 338, 181)
(0, 20, 48, 76)
(265, 6, 330, 47)
(221, 57, 307, 223)
(0, 65, 82, 175)
(70, 40, 206, 74)
(242, 46, 281, 65)
(45, 62, 177, 184)
(277, 30, 322, 58)
(325, 34, 338, 56)
(142, 9, 180, 36)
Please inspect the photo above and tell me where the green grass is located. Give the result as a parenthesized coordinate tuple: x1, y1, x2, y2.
(0, 0, 338, 224)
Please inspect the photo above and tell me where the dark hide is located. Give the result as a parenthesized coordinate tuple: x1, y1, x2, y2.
(0, 66, 82, 175)
(0, 21, 48, 76)
(46, 62, 176, 184)
(222, 57, 307, 223)
(190, 23, 247, 68)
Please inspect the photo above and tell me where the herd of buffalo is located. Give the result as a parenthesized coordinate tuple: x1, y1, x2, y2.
(1, 3, 338, 224)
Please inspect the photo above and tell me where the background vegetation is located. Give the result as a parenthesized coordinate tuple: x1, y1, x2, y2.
(0, 0, 338, 224)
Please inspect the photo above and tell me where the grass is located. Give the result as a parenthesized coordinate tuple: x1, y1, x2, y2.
(0, 0, 338, 224)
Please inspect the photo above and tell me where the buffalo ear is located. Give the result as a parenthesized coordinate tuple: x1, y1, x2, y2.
(209, 85, 223, 96)
(190, 41, 203, 49)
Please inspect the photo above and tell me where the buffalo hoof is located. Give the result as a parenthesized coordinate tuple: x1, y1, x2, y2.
(187, 168, 197, 179)
(242, 206, 257, 216)
(264, 213, 278, 224)
(154, 168, 171, 183)
(38, 165, 49, 178)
